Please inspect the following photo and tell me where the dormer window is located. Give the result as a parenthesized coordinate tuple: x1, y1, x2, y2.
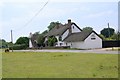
(91, 38, 96, 40)
(73, 26, 74, 29)
(59, 36, 62, 41)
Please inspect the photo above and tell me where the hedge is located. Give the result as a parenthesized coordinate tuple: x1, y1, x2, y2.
(9, 44, 28, 50)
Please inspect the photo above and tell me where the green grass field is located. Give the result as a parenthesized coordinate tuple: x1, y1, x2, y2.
(2, 52, 118, 78)
(0, 49, 2, 79)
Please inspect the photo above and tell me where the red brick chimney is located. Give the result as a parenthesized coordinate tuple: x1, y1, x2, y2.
(68, 19, 72, 34)
(68, 19, 71, 25)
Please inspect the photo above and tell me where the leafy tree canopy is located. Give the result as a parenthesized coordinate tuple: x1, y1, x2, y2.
(99, 34, 106, 40)
(37, 34, 45, 46)
(82, 27, 93, 31)
(47, 21, 60, 31)
(0, 39, 8, 48)
(111, 31, 120, 40)
(41, 30, 48, 35)
(48, 36, 57, 46)
(100, 28, 115, 38)
(15, 37, 29, 46)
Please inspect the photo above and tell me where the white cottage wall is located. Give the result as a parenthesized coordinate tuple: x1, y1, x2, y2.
(29, 33, 33, 48)
(84, 32, 102, 49)
(71, 24, 81, 33)
(67, 32, 102, 49)
(29, 39, 33, 48)
(68, 42, 85, 49)
(55, 36, 66, 46)
(44, 37, 48, 42)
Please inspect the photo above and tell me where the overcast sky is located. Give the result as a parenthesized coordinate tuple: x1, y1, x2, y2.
(0, 0, 119, 43)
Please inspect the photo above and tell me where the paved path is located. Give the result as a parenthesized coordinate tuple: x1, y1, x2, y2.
(14, 49, 118, 54)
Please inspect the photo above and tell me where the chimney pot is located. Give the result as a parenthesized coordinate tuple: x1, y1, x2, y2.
(68, 19, 71, 24)
(68, 19, 72, 34)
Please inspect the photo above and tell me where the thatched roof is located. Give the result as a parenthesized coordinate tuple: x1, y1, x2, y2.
(45, 24, 68, 36)
(45, 23, 82, 37)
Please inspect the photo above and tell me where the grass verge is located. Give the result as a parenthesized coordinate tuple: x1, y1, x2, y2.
(2, 52, 118, 78)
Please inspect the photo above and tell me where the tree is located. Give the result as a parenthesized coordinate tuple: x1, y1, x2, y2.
(34, 32, 40, 36)
(1, 39, 6, 42)
(111, 31, 120, 40)
(83, 27, 93, 31)
(37, 34, 45, 47)
(100, 28, 115, 38)
(48, 36, 57, 46)
(47, 21, 60, 31)
(15, 37, 29, 47)
(118, 31, 120, 40)
(99, 34, 106, 40)
(41, 30, 48, 35)
(0, 39, 8, 48)
(7, 42, 13, 47)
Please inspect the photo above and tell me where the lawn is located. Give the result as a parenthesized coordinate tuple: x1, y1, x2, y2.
(0, 49, 2, 79)
(2, 52, 118, 78)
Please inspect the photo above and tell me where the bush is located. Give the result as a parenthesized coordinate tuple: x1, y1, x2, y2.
(48, 36, 57, 46)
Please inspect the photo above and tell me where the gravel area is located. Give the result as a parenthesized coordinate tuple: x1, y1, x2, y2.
(13, 49, 119, 54)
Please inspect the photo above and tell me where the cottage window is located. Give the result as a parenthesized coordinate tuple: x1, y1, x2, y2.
(73, 26, 74, 29)
(59, 36, 62, 41)
(34, 40, 37, 43)
(91, 38, 96, 40)
(91, 34, 96, 40)
(60, 43, 63, 46)
(66, 43, 67, 46)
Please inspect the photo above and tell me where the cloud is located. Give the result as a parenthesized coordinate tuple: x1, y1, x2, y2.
(0, 2, 3, 7)
(1, 1, 118, 42)
(49, 0, 119, 2)
(84, 10, 114, 19)
(1, 0, 119, 3)
(2, 0, 48, 3)
(37, 8, 77, 19)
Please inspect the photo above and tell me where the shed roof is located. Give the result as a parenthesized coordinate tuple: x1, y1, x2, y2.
(64, 30, 97, 42)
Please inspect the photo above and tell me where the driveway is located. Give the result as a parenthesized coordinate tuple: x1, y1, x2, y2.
(14, 49, 118, 54)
